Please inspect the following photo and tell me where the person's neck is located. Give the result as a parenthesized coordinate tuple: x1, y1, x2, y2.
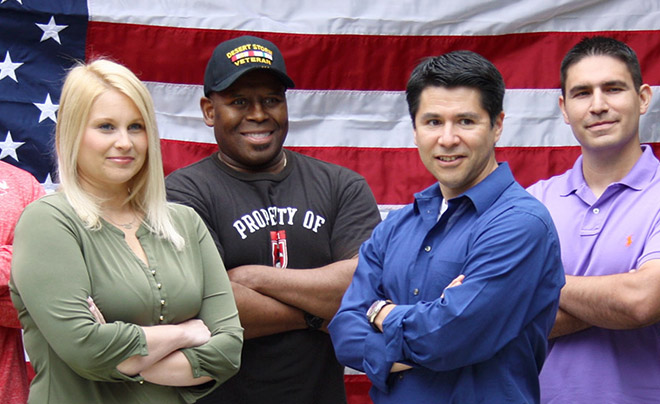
(217, 150, 287, 174)
(79, 179, 131, 209)
(581, 141, 642, 198)
(101, 202, 140, 231)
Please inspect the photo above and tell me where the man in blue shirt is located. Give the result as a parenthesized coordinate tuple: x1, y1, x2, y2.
(328, 51, 565, 403)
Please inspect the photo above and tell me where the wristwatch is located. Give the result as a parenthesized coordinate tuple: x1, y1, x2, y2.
(366, 300, 392, 331)
(304, 311, 324, 330)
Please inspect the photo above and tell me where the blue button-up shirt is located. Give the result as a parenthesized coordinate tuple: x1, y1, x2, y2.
(329, 163, 564, 403)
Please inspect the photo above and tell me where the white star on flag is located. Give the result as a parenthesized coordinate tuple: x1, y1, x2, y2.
(33, 93, 59, 123)
(0, 51, 24, 82)
(0, 131, 26, 161)
(41, 173, 59, 194)
(36, 16, 68, 44)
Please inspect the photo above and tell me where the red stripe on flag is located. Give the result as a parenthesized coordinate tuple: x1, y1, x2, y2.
(291, 146, 582, 203)
(344, 374, 373, 404)
(161, 141, 660, 205)
(160, 139, 217, 177)
(87, 23, 660, 90)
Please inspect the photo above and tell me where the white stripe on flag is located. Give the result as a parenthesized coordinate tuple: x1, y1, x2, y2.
(88, 0, 660, 35)
(146, 82, 660, 149)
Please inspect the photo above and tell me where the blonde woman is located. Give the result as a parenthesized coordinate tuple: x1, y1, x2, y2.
(10, 60, 242, 403)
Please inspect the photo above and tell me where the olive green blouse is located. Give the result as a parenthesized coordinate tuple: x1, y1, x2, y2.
(10, 193, 243, 403)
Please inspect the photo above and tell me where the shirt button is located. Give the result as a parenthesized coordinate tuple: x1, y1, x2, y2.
(151, 270, 156, 275)
(160, 299, 165, 306)
(159, 315, 164, 321)
(424, 246, 431, 252)
(593, 208, 600, 214)
(139, 380, 144, 385)
(413, 288, 419, 296)
(157, 283, 162, 289)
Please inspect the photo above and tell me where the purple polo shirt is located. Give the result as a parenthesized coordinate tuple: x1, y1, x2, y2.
(527, 145, 660, 404)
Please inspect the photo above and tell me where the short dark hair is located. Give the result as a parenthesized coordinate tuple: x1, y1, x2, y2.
(405, 50, 505, 128)
(560, 36, 643, 96)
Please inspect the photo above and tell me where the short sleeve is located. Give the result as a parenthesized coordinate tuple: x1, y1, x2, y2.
(330, 175, 381, 260)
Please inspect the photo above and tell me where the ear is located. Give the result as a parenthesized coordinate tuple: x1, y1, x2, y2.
(492, 111, 504, 144)
(638, 84, 652, 116)
(200, 96, 215, 127)
(558, 95, 570, 125)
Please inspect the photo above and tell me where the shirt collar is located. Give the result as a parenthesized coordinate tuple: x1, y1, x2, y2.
(413, 162, 515, 216)
(562, 144, 658, 196)
(463, 162, 516, 215)
(620, 145, 658, 190)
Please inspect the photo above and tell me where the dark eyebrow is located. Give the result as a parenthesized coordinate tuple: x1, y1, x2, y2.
(568, 80, 630, 97)
(567, 85, 591, 97)
(602, 80, 630, 89)
(419, 112, 442, 121)
(418, 111, 482, 122)
(456, 112, 480, 121)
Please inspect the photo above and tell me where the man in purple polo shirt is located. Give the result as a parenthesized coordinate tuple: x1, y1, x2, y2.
(528, 36, 660, 403)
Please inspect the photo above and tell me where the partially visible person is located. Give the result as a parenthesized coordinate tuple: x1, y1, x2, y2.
(528, 36, 660, 403)
(9, 59, 243, 404)
(166, 35, 381, 403)
(0, 160, 44, 404)
(329, 50, 564, 403)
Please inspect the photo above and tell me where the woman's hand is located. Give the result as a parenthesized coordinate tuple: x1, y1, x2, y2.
(87, 296, 106, 324)
(178, 319, 211, 348)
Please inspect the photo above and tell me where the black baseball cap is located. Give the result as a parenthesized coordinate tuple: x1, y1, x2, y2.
(203, 35, 295, 96)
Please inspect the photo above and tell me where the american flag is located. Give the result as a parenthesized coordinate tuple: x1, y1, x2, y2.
(2, 0, 660, 400)
(0, 0, 86, 192)
(2, 0, 660, 208)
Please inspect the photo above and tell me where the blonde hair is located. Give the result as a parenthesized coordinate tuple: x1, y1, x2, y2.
(56, 59, 184, 249)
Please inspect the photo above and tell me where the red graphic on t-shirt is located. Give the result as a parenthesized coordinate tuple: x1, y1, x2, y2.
(270, 230, 288, 268)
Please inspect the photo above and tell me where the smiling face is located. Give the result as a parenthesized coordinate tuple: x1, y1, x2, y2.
(560, 55, 651, 156)
(77, 89, 148, 198)
(201, 69, 288, 173)
(413, 86, 503, 200)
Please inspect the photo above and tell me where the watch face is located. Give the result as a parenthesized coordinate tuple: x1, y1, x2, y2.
(367, 300, 386, 320)
(366, 301, 379, 318)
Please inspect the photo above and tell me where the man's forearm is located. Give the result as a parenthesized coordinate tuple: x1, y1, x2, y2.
(231, 281, 307, 339)
(229, 258, 358, 320)
(560, 262, 660, 329)
(548, 308, 591, 339)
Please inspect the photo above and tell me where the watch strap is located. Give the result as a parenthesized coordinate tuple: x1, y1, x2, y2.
(304, 311, 324, 330)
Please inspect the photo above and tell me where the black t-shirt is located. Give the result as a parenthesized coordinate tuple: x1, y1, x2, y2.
(166, 150, 381, 404)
